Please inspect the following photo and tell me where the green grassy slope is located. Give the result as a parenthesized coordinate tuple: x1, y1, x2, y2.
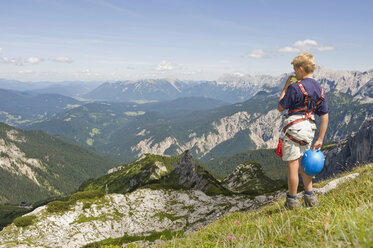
(222, 161, 285, 195)
(79, 153, 231, 196)
(88, 164, 372, 248)
(0, 205, 28, 231)
(162, 164, 373, 248)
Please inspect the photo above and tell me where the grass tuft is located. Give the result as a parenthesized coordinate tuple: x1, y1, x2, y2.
(47, 190, 104, 213)
(13, 215, 37, 227)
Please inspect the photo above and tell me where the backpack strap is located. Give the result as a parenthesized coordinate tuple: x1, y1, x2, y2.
(285, 133, 309, 145)
(282, 117, 315, 133)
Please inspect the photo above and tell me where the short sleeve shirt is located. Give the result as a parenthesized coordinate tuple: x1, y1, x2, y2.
(279, 78, 329, 116)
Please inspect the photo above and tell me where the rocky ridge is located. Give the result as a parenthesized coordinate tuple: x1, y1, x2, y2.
(0, 151, 285, 247)
(79, 151, 230, 196)
(0, 188, 283, 248)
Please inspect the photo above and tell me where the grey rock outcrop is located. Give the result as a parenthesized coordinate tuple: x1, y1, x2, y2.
(173, 150, 223, 193)
(174, 150, 202, 189)
(0, 188, 284, 248)
(313, 173, 360, 194)
(317, 117, 373, 180)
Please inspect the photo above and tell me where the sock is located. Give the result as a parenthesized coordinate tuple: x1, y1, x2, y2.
(305, 191, 314, 196)
(287, 194, 297, 199)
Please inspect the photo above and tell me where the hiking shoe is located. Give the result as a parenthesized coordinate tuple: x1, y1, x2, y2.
(304, 193, 319, 207)
(284, 197, 301, 210)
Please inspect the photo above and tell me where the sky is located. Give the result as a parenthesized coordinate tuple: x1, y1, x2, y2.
(0, 0, 372, 82)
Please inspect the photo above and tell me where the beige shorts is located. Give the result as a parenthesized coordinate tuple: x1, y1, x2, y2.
(281, 115, 316, 162)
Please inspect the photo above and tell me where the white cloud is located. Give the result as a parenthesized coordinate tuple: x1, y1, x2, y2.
(54, 57, 73, 63)
(25, 57, 43, 64)
(276, 46, 300, 53)
(233, 72, 245, 77)
(156, 61, 174, 71)
(17, 69, 33, 74)
(80, 69, 91, 74)
(182, 71, 198, 75)
(276, 39, 335, 53)
(0, 48, 2, 54)
(0, 57, 23, 66)
(316, 46, 335, 51)
(247, 49, 266, 59)
(294, 39, 318, 49)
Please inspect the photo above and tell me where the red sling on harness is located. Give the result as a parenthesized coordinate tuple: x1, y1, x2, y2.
(276, 81, 325, 157)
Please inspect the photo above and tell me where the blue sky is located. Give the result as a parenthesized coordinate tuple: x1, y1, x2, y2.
(0, 0, 372, 82)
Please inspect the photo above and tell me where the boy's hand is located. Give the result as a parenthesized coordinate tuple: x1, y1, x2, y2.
(312, 139, 323, 150)
(313, 113, 329, 150)
(284, 76, 292, 89)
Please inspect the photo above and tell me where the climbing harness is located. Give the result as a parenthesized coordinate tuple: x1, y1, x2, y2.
(276, 81, 325, 157)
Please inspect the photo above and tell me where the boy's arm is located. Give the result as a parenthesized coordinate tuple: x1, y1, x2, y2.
(277, 76, 292, 112)
(312, 113, 329, 150)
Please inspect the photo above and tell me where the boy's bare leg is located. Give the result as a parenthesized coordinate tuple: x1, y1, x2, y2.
(300, 158, 319, 207)
(287, 158, 301, 196)
(300, 160, 313, 192)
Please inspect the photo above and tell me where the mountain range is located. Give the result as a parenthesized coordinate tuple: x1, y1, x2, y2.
(0, 78, 102, 97)
(1, 67, 372, 196)
(82, 67, 373, 104)
(0, 122, 116, 204)
(22, 91, 372, 165)
(0, 89, 82, 126)
(7, 67, 369, 165)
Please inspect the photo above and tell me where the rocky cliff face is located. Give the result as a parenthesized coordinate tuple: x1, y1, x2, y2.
(318, 117, 373, 180)
(0, 129, 45, 187)
(130, 109, 283, 160)
(354, 79, 373, 103)
(0, 123, 114, 204)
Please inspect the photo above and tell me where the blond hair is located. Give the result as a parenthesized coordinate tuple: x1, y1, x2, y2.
(291, 53, 316, 73)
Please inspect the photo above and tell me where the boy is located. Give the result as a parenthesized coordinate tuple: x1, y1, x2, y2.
(277, 53, 329, 209)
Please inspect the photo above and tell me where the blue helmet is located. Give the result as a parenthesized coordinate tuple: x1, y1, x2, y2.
(301, 149, 325, 176)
